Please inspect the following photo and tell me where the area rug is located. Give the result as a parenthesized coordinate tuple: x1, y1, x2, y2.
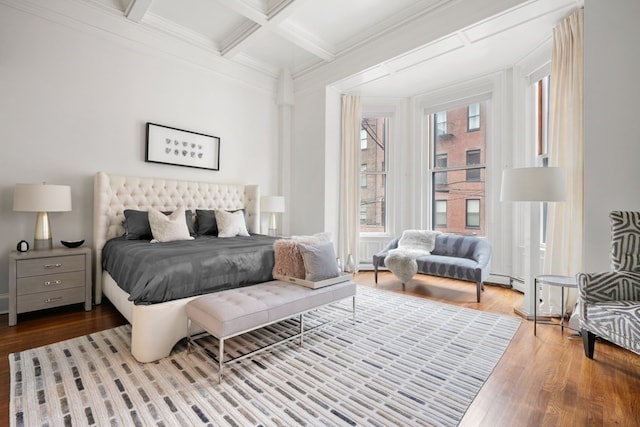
(10, 286, 520, 427)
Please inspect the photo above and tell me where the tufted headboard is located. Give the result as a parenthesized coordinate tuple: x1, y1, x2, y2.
(92, 171, 260, 303)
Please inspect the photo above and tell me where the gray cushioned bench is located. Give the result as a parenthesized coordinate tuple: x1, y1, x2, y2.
(186, 279, 356, 382)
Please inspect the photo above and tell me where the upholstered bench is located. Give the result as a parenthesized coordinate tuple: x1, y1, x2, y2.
(186, 279, 356, 382)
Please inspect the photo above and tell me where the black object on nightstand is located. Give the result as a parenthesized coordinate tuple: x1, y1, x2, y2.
(61, 239, 85, 248)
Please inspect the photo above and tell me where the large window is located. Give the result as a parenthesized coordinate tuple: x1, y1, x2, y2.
(429, 101, 487, 236)
(360, 116, 389, 233)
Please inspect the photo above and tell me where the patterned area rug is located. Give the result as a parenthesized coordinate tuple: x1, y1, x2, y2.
(10, 286, 520, 426)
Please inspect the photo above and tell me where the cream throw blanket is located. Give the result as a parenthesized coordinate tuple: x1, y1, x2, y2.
(385, 230, 439, 283)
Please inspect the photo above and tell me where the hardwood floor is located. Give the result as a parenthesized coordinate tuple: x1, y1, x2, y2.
(1, 272, 639, 426)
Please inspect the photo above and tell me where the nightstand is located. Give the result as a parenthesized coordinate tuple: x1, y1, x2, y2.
(8, 247, 92, 326)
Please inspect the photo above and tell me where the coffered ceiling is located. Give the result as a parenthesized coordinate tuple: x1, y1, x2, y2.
(12, 0, 583, 96)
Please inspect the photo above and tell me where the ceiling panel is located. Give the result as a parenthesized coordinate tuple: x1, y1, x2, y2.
(149, 0, 248, 41)
(287, 0, 443, 48)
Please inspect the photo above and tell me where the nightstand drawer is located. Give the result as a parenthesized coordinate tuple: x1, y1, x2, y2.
(17, 287, 85, 313)
(16, 271, 85, 295)
(16, 255, 85, 277)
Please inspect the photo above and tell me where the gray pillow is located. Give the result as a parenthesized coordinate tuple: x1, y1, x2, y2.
(297, 241, 340, 282)
(124, 209, 195, 240)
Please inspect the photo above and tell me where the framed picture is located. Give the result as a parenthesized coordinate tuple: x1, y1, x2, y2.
(145, 122, 220, 171)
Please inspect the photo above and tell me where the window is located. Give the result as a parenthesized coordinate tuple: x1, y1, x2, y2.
(466, 199, 480, 228)
(468, 103, 480, 131)
(360, 129, 368, 150)
(435, 112, 447, 136)
(535, 75, 551, 243)
(429, 101, 487, 235)
(435, 200, 447, 227)
(466, 149, 481, 181)
(434, 154, 448, 185)
(360, 116, 389, 233)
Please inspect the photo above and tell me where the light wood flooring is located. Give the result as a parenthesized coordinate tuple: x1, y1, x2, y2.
(1, 271, 639, 426)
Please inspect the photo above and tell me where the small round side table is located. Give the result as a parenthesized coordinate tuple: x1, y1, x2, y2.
(534, 274, 578, 336)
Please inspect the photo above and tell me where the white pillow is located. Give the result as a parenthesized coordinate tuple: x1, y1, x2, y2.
(148, 207, 194, 243)
(215, 210, 250, 238)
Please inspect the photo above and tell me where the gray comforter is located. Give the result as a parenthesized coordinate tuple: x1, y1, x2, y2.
(102, 234, 277, 305)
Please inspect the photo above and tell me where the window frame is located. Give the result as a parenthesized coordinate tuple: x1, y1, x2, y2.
(467, 103, 480, 131)
(466, 149, 481, 181)
(435, 200, 447, 227)
(466, 199, 481, 229)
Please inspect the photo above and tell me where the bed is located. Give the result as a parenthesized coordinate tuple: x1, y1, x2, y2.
(93, 171, 269, 362)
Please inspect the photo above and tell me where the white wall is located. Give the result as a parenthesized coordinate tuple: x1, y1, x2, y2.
(583, 0, 640, 271)
(0, 5, 279, 311)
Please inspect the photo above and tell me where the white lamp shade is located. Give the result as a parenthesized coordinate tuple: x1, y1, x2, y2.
(261, 196, 285, 213)
(500, 167, 566, 202)
(13, 183, 72, 212)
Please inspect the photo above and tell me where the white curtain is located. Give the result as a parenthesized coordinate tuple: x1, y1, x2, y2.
(542, 9, 584, 319)
(338, 95, 361, 272)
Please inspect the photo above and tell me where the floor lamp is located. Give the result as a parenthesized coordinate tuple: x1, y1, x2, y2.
(500, 167, 566, 318)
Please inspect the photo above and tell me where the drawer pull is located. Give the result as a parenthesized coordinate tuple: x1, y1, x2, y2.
(44, 297, 63, 303)
(44, 280, 62, 286)
(44, 263, 62, 269)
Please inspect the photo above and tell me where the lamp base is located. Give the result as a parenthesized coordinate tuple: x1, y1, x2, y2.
(33, 237, 53, 251)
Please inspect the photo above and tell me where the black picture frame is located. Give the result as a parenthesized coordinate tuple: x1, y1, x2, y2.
(145, 122, 220, 171)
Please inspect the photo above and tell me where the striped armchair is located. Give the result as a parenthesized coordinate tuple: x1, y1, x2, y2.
(577, 211, 640, 358)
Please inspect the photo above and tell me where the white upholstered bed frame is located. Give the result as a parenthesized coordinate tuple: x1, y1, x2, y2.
(93, 171, 260, 362)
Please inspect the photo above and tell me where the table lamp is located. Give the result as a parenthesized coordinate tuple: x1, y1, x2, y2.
(261, 196, 285, 236)
(13, 183, 72, 250)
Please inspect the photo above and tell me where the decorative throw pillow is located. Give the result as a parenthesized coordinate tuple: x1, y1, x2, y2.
(124, 209, 195, 239)
(148, 207, 194, 243)
(196, 209, 217, 235)
(272, 233, 332, 278)
(196, 209, 245, 236)
(123, 209, 153, 240)
(215, 209, 250, 238)
(297, 241, 340, 282)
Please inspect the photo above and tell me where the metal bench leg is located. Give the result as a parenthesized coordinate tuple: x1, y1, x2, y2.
(299, 313, 304, 345)
(218, 338, 225, 383)
(187, 319, 192, 354)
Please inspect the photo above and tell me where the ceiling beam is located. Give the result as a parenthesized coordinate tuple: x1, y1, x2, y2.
(221, 0, 268, 25)
(125, 0, 153, 23)
(221, 0, 334, 63)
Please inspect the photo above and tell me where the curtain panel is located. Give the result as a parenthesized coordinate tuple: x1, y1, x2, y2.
(542, 8, 584, 318)
(338, 95, 362, 271)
